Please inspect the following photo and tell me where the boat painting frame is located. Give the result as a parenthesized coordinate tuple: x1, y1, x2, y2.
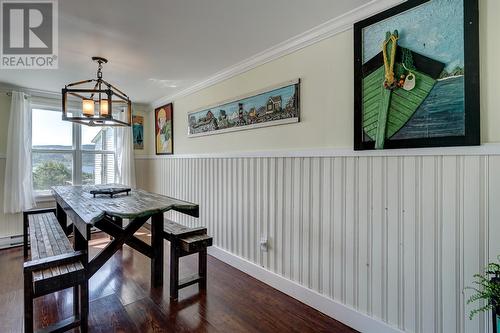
(353, 0, 480, 150)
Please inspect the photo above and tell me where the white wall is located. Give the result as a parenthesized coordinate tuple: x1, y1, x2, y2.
(135, 1, 500, 332)
(173, 31, 353, 153)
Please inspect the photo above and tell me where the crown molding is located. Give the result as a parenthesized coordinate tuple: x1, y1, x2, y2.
(0, 82, 61, 99)
(151, 0, 405, 108)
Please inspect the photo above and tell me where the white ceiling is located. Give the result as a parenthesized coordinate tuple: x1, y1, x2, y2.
(0, 0, 372, 104)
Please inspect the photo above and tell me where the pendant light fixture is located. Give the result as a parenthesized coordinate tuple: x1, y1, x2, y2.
(62, 56, 132, 126)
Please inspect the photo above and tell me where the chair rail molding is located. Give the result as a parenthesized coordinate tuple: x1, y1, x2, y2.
(134, 143, 500, 160)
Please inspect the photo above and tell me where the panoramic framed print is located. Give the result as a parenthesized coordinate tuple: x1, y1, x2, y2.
(187, 79, 300, 137)
(353, 0, 479, 150)
(155, 103, 173, 155)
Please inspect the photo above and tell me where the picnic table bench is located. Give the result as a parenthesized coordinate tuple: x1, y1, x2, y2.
(163, 219, 213, 300)
(23, 209, 88, 333)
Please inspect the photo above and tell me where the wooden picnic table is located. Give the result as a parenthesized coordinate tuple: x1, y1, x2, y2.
(51, 183, 199, 291)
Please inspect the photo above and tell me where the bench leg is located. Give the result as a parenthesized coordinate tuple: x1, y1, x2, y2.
(170, 240, 179, 300)
(23, 271, 33, 333)
(73, 223, 89, 333)
(80, 280, 89, 333)
(73, 285, 80, 318)
(199, 249, 207, 290)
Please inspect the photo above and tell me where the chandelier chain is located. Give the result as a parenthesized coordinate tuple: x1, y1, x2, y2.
(97, 61, 103, 80)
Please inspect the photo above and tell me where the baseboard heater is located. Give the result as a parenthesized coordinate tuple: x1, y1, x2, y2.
(0, 226, 102, 250)
(0, 234, 23, 250)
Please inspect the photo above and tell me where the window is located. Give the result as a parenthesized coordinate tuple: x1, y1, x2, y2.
(81, 126, 115, 185)
(32, 108, 116, 194)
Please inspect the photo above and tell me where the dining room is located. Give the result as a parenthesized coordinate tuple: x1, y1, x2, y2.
(0, 0, 499, 332)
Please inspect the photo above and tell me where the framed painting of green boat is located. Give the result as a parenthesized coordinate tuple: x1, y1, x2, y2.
(354, 0, 479, 150)
(187, 80, 300, 137)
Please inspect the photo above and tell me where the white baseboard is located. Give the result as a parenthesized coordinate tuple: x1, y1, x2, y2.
(208, 246, 404, 333)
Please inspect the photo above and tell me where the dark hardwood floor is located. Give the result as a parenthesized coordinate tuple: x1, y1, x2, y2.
(0, 229, 357, 333)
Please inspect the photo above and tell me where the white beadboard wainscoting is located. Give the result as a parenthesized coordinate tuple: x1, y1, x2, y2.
(135, 152, 500, 333)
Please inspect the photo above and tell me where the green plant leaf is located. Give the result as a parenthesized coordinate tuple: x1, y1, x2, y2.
(465, 255, 500, 320)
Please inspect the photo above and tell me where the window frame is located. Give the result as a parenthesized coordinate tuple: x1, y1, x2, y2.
(31, 105, 116, 198)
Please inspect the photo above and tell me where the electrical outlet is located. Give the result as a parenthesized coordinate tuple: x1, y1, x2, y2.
(260, 238, 268, 252)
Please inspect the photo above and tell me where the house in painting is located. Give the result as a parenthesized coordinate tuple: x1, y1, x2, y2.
(266, 96, 282, 114)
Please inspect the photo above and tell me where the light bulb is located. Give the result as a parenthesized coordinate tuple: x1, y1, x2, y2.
(100, 99, 109, 116)
(82, 99, 94, 117)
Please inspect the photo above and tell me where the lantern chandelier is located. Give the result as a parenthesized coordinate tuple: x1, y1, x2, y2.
(62, 56, 132, 126)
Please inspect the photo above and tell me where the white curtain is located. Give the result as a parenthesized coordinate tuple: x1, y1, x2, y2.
(115, 112, 136, 187)
(4, 91, 36, 213)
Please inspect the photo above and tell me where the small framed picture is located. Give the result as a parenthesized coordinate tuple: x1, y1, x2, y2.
(155, 103, 173, 155)
(132, 115, 144, 150)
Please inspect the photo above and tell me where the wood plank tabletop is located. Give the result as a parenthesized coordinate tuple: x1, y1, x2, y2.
(52, 185, 199, 225)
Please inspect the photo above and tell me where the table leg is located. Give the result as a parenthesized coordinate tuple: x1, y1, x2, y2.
(199, 248, 207, 290)
(73, 223, 89, 333)
(109, 217, 123, 240)
(151, 213, 164, 288)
